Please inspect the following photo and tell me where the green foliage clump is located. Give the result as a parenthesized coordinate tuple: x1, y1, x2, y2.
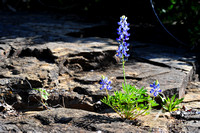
(101, 83, 158, 120)
(160, 94, 184, 112)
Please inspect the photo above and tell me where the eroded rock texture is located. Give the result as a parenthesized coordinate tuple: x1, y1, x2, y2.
(0, 12, 197, 113)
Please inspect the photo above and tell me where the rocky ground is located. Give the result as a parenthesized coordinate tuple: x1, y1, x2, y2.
(0, 11, 199, 132)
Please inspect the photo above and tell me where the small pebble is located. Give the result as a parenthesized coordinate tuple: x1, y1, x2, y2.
(96, 101, 102, 104)
(176, 110, 181, 115)
(2, 114, 6, 119)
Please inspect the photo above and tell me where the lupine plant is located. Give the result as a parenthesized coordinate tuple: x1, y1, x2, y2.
(149, 80, 184, 112)
(100, 15, 158, 120)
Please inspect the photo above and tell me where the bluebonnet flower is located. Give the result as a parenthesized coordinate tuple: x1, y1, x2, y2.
(117, 16, 130, 42)
(150, 80, 162, 97)
(100, 76, 112, 90)
(116, 15, 130, 60)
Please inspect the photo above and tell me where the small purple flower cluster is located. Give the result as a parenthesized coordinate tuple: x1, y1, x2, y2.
(116, 15, 130, 60)
(100, 76, 112, 90)
(150, 80, 162, 97)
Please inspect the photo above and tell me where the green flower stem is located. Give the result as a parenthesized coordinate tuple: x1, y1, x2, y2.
(41, 99, 48, 110)
(106, 89, 109, 98)
(122, 55, 127, 86)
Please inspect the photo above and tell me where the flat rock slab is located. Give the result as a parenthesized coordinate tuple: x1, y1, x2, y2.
(73, 60, 190, 98)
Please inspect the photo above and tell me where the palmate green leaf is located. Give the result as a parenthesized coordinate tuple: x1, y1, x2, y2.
(163, 105, 169, 111)
(138, 104, 145, 108)
(159, 95, 165, 103)
(167, 97, 170, 102)
(174, 98, 184, 105)
(151, 101, 159, 107)
(101, 97, 112, 107)
(136, 99, 145, 102)
(138, 87, 147, 94)
(171, 98, 184, 109)
(33, 88, 49, 100)
(171, 94, 176, 102)
(42, 94, 48, 100)
(41, 89, 49, 100)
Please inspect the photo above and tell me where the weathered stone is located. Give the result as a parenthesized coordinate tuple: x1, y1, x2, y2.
(133, 42, 195, 98)
(182, 81, 200, 109)
(0, 57, 59, 89)
(0, 108, 149, 132)
(72, 61, 189, 98)
(0, 11, 199, 133)
(183, 92, 200, 102)
(34, 108, 147, 132)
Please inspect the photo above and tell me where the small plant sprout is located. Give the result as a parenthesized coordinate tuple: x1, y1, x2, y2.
(160, 94, 184, 112)
(99, 15, 158, 120)
(33, 88, 49, 109)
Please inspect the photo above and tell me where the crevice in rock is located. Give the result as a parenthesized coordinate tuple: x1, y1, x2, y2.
(65, 51, 117, 72)
(74, 78, 97, 85)
(134, 57, 172, 69)
(116, 76, 142, 80)
(34, 115, 52, 125)
(54, 116, 72, 124)
(8, 46, 15, 57)
(11, 79, 43, 90)
(182, 100, 200, 103)
(72, 121, 97, 131)
(18, 48, 56, 63)
(73, 87, 90, 95)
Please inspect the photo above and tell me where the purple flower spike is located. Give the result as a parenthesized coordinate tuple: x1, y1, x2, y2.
(100, 76, 112, 91)
(150, 80, 162, 97)
(116, 15, 130, 61)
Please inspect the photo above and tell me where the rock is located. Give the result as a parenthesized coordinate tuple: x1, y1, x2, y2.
(133, 42, 195, 98)
(183, 92, 200, 102)
(0, 57, 59, 89)
(0, 108, 148, 132)
(182, 81, 200, 109)
(0, 11, 199, 133)
(33, 108, 149, 132)
(0, 11, 198, 116)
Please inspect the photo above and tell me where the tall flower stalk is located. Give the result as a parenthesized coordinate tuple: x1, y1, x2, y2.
(116, 15, 130, 86)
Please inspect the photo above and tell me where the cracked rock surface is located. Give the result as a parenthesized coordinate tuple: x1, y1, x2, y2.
(0, 11, 199, 132)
